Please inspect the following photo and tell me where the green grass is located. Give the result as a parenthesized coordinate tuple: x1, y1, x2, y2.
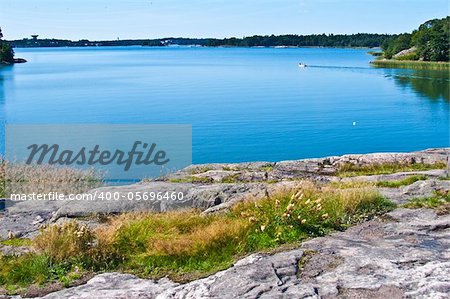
(188, 166, 214, 175)
(169, 176, 213, 184)
(403, 190, 450, 209)
(375, 175, 428, 188)
(371, 59, 450, 70)
(1, 238, 32, 247)
(367, 51, 383, 57)
(0, 254, 87, 293)
(222, 166, 241, 171)
(259, 165, 274, 172)
(221, 173, 241, 183)
(0, 181, 395, 294)
(337, 162, 446, 177)
(394, 53, 419, 61)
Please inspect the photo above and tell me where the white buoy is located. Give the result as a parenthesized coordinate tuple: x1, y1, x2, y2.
(352, 121, 357, 126)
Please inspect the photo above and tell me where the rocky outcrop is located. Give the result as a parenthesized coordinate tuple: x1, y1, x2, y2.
(1, 148, 448, 240)
(393, 46, 418, 59)
(13, 58, 27, 63)
(380, 178, 450, 205)
(36, 274, 178, 299)
(169, 148, 448, 183)
(31, 208, 450, 299)
(0, 58, 27, 65)
(1, 148, 449, 298)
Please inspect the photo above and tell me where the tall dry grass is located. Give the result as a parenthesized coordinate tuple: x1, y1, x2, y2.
(0, 159, 103, 197)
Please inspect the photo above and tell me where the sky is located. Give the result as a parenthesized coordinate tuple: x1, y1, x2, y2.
(1, 0, 448, 40)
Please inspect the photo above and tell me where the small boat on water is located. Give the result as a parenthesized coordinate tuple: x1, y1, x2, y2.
(298, 63, 307, 68)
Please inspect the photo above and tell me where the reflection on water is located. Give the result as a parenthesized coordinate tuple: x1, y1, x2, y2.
(386, 68, 449, 101)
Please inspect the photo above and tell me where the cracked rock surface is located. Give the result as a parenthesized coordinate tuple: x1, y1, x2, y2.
(30, 208, 450, 299)
(1, 149, 449, 298)
(2, 148, 448, 229)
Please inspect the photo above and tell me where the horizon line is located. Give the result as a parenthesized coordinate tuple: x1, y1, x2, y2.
(7, 32, 400, 42)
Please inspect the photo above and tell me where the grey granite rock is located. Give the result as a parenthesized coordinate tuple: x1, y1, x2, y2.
(380, 179, 450, 205)
(1, 149, 448, 242)
(25, 208, 450, 299)
(163, 148, 449, 183)
(37, 273, 178, 299)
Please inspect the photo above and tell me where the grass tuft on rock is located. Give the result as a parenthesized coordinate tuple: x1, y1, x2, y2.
(403, 189, 450, 210)
(375, 175, 428, 188)
(337, 162, 446, 177)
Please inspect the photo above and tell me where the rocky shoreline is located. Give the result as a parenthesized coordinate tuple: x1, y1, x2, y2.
(0, 148, 449, 298)
(0, 58, 27, 64)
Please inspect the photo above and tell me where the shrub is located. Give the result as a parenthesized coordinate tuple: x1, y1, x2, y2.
(34, 222, 95, 263)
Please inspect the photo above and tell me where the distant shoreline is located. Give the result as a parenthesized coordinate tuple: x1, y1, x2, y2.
(11, 44, 378, 50)
(7, 33, 391, 49)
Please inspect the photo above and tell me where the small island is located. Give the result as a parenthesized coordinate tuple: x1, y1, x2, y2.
(371, 17, 449, 70)
(0, 28, 26, 64)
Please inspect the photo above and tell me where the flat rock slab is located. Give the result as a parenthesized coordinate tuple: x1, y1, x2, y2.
(379, 178, 450, 205)
(35, 274, 178, 299)
(49, 181, 298, 219)
(169, 148, 449, 182)
(29, 208, 450, 299)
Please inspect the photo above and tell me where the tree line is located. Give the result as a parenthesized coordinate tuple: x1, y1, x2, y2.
(10, 33, 391, 48)
(382, 17, 449, 62)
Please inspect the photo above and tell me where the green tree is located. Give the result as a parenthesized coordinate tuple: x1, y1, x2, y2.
(0, 27, 14, 64)
(383, 17, 450, 62)
(412, 17, 449, 61)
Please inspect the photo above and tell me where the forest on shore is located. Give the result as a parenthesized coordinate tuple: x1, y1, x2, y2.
(381, 16, 449, 62)
(10, 33, 392, 48)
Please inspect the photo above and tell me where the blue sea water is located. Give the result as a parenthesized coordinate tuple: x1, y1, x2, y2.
(0, 47, 448, 163)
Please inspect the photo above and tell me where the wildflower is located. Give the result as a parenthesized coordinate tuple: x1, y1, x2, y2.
(286, 203, 295, 211)
(249, 216, 257, 223)
(301, 219, 307, 224)
(289, 225, 294, 229)
(321, 213, 329, 219)
(315, 198, 322, 204)
(304, 199, 311, 205)
(275, 199, 281, 207)
(260, 225, 266, 231)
